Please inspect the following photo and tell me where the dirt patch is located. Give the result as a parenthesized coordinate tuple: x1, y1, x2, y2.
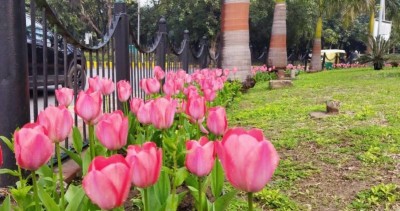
(280, 141, 400, 211)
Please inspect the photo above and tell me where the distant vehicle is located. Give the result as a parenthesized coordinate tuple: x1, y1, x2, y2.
(26, 15, 86, 90)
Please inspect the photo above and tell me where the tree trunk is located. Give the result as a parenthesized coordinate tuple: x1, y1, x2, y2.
(311, 16, 322, 72)
(367, 9, 375, 53)
(221, 0, 251, 81)
(268, 1, 287, 70)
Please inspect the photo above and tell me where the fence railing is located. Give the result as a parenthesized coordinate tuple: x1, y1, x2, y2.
(0, 0, 220, 187)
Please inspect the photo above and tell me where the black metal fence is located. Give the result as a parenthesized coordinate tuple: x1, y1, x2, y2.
(0, 0, 220, 186)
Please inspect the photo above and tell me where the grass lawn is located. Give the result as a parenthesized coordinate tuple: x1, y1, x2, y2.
(226, 68, 400, 210)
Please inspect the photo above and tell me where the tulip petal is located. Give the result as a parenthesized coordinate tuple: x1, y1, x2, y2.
(83, 170, 118, 210)
(100, 163, 131, 206)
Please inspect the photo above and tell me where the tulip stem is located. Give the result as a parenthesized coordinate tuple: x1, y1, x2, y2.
(56, 143, 65, 210)
(143, 188, 149, 211)
(123, 102, 128, 116)
(198, 177, 202, 211)
(89, 124, 95, 160)
(247, 192, 253, 211)
(32, 171, 40, 211)
(18, 166, 24, 188)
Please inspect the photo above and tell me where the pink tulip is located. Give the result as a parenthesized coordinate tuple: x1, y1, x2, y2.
(186, 95, 206, 122)
(75, 90, 102, 125)
(38, 105, 73, 142)
(125, 142, 162, 188)
(216, 128, 279, 193)
(130, 97, 144, 115)
(95, 110, 128, 150)
(14, 123, 54, 171)
(223, 69, 230, 76)
(137, 100, 153, 125)
(101, 78, 115, 95)
(117, 80, 132, 102)
(203, 88, 216, 102)
(185, 137, 215, 177)
(154, 66, 165, 80)
(140, 78, 160, 95)
(150, 97, 176, 129)
(215, 69, 222, 77)
(88, 76, 102, 93)
(162, 79, 176, 97)
(83, 155, 131, 210)
(206, 106, 227, 136)
(55, 87, 73, 107)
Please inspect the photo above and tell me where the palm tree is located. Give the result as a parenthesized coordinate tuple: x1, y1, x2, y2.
(344, 0, 400, 53)
(221, 0, 251, 81)
(268, 0, 287, 70)
(310, 0, 342, 72)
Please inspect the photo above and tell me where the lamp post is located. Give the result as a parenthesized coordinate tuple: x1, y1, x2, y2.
(377, 0, 385, 37)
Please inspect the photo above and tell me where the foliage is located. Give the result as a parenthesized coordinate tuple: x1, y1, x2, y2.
(254, 188, 299, 210)
(350, 183, 400, 210)
(358, 36, 392, 70)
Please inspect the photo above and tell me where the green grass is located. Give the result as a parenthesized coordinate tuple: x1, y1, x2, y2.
(227, 67, 400, 210)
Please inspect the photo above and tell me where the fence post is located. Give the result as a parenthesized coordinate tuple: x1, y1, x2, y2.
(156, 17, 167, 71)
(181, 30, 190, 72)
(114, 1, 130, 109)
(200, 36, 208, 69)
(0, 0, 30, 187)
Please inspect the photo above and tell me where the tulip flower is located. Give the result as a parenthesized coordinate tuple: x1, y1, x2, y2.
(137, 100, 153, 125)
(14, 123, 54, 171)
(162, 79, 176, 97)
(101, 78, 115, 96)
(83, 155, 131, 210)
(203, 88, 216, 102)
(55, 87, 73, 107)
(150, 97, 177, 129)
(206, 106, 227, 136)
(154, 66, 165, 80)
(216, 128, 279, 193)
(125, 142, 162, 188)
(130, 97, 144, 115)
(185, 137, 215, 177)
(117, 80, 132, 102)
(38, 105, 73, 143)
(75, 90, 102, 125)
(140, 78, 161, 95)
(95, 110, 128, 150)
(88, 76, 103, 93)
(186, 95, 206, 123)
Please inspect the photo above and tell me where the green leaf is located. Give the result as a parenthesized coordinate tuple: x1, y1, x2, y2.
(213, 190, 237, 211)
(72, 127, 83, 153)
(38, 185, 60, 211)
(0, 169, 20, 177)
(61, 146, 82, 167)
(64, 184, 79, 203)
(174, 167, 188, 187)
(165, 194, 179, 211)
(82, 151, 91, 176)
(0, 195, 11, 211)
(65, 187, 85, 211)
(37, 165, 53, 178)
(147, 170, 170, 211)
(0, 136, 14, 151)
(210, 159, 224, 198)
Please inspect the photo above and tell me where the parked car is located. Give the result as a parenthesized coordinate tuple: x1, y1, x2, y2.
(26, 15, 86, 90)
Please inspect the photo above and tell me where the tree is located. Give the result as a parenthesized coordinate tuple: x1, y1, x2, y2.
(268, 0, 287, 69)
(221, 0, 251, 81)
(309, 0, 343, 72)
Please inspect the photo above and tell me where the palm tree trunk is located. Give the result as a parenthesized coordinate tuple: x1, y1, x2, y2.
(367, 9, 375, 53)
(311, 16, 323, 72)
(221, 0, 251, 81)
(268, 1, 287, 70)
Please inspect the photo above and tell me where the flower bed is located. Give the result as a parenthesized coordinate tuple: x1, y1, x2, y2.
(0, 67, 279, 211)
